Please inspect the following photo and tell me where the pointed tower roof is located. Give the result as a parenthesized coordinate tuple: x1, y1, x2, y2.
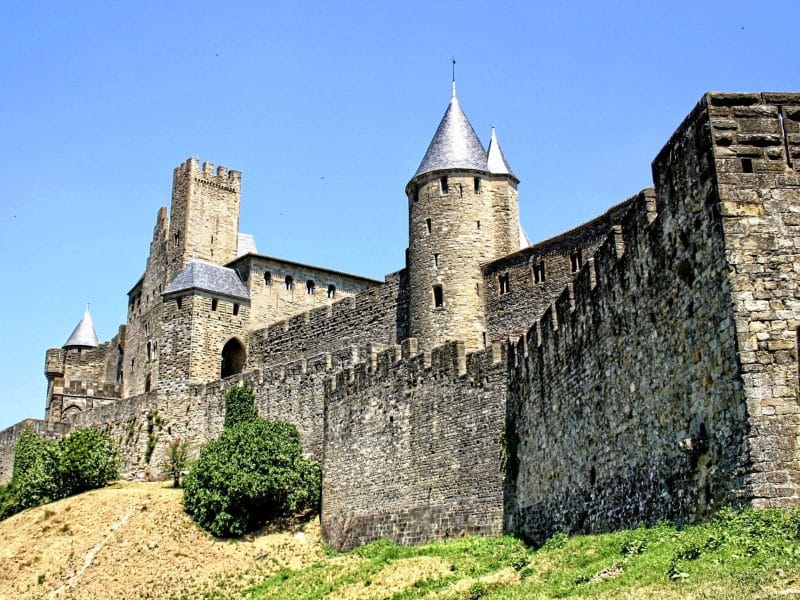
(487, 126, 516, 178)
(162, 259, 249, 301)
(63, 305, 100, 349)
(412, 87, 488, 180)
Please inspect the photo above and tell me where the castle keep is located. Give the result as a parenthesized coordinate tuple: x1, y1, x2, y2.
(1, 90, 799, 549)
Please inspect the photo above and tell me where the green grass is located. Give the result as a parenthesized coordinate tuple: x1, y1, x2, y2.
(243, 508, 800, 599)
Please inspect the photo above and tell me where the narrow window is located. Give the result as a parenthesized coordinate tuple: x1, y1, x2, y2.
(264, 271, 272, 286)
(570, 250, 582, 273)
(176, 297, 182, 309)
(426, 218, 432, 234)
(306, 279, 315, 294)
(434, 254, 439, 268)
(476, 220, 480, 230)
(211, 298, 218, 311)
(499, 273, 510, 295)
(474, 177, 481, 193)
(412, 186, 419, 203)
(476, 282, 480, 296)
(145, 374, 151, 392)
(741, 157, 753, 173)
(285, 275, 294, 290)
(433, 285, 444, 308)
(483, 332, 488, 347)
(533, 262, 546, 284)
(146, 341, 152, 362)
(440, 176, 449, 194)
(233, 303, 240, 316)
(327, 284, 336, 298)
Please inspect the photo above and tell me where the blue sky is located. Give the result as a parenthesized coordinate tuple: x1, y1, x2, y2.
(0, 0, 798, 429)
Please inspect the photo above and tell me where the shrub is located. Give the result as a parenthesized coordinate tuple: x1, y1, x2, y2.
(11, 428, 61, 510)
(224, 384, 258, 429)
(161, 438, 191, 488)
(58, 428, 119, 495)
(183, 419, 321, 537)
(0, 484, 19, 521)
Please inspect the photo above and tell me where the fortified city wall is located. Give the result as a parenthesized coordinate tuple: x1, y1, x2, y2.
(322, 340, 508, 551)
(504, 92, 800, 545)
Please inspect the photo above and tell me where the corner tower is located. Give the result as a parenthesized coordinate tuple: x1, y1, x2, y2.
(405, 87, 520, 352)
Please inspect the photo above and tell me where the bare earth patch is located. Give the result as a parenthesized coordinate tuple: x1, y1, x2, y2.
(0, 481, 324, 599)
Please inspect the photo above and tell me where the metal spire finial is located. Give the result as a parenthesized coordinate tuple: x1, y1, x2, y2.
(451, 58, 456, 98)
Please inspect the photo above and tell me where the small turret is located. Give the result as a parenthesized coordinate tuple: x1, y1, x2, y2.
(63, 305, 100, 349)
(487, 126, 515, 178)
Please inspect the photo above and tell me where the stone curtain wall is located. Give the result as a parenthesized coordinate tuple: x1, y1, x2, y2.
(247, 270, 408, 368)
(706, 93, 800, 505)
(322, 340, 508, 551)
(0, 420, 73, 484)
(483, 198, 643, 344)
(504, 97, 755, 544)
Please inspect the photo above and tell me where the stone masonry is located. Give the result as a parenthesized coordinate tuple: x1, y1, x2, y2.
(1, 90, 799, 554)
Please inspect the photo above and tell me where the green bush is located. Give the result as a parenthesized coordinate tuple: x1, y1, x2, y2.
(58, 428, 119, 496)
(224, 384, 258, 429)
(183, 419, 321, 537)
(0, 427, 118, 522)
(11, 428, 62, 510)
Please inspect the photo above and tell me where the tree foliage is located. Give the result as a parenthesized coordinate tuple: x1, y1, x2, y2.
(223, 384, 258, 429)
(183, 419, 321, 537)
(161, 438, 191, 488)
(0, 427, 118, 521)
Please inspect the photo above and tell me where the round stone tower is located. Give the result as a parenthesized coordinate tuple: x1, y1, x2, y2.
(405, 86, 520, 352)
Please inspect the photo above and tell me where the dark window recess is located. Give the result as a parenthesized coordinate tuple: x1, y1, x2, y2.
(264, 271, 272, 286)
(327, 284, 336, 298)
(499, 273, 510, 295)
(426, 218, 432, 234)
(570, 251, 582, 273)
(440, 176, 449, 194)
(741, 157, 753, 173)
(476, 283, 481, 296)
(483, 332, 488, 347)
(285, 275, 294, 290)
(144, 374, 151, 393)
(412, 186, 419, 203)
(434, 254, 439, 268)
(477, 220, 481, 230)
(211, 298, 218, 311)
(233, 303, 240, 316)
(533, 262, 546, 284)
(474, 177, 481, 193)
(146, 342, 152, 362)
(433, 285, 444, 308)
(306, 280, 315, 294)
(176, 297, 183, 309)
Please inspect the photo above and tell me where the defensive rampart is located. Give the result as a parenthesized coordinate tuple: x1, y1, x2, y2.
(321, 340, 508, 551)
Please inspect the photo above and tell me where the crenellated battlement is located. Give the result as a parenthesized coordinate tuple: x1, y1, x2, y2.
(175, 157, 241, 184)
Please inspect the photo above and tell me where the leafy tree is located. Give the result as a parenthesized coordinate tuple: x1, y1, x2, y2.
(10, 428, 61, 510)
(161, 438, 191, 488)
(224, 384, 258, 429)
(183, 419, 321, 537)
(58, 428, 119, 495)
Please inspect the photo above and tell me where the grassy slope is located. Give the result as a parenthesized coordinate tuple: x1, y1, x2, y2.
(246, 509, 800, 599)
(4, 482, 800, 598)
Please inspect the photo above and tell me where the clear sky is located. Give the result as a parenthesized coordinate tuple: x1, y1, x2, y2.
(0, 0, 798, 429)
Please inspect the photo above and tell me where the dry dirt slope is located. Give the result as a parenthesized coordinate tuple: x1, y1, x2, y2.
(0, 481, 324, 599)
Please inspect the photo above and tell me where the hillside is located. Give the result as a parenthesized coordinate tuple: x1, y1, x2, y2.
(0, 482, 323, 599)
(4, 482, 800, 599)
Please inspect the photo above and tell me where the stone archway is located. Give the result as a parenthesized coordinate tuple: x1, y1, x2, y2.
(221, 338, 246, 379)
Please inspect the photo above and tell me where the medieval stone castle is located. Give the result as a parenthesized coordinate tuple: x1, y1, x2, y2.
(1, 90, 799, 550)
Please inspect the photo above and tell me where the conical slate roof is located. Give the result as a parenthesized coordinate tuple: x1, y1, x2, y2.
(64, 306, 100, 349)
(412, 91, 488, 179)
(163, 259, 249, 300)
(487, 126, 515, 178)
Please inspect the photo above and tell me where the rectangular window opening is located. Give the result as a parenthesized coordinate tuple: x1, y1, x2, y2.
(233, 303, 240, 316)
(533, 263, 546, 284)
(176, 297, 182, 309)
(426, 218, 432, 234)
(434, 254, 439, 268)
(440, 176, 449, 194)
(474, 177, 481, 193)
(264, 271, 272, 286)
(570, 251, 582, 273)
(211, 298, 218, 311)
(499, 273, 510, 295)
(741, 157, 753, 173)
(412, 186, 419, 203)
(476, 220, 480, 230)
(433, 285, 444, 308)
